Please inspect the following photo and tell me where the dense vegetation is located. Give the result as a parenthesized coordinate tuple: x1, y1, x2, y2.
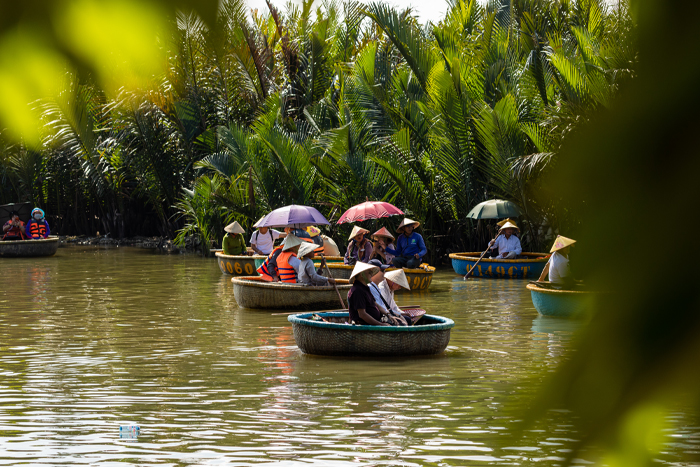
(0, 0, 635, 259)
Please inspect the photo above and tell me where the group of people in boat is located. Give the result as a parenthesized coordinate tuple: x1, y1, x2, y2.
(344, 218, 427, 268)
(347, 260, 414, 326)
(1, 208, 51, 241)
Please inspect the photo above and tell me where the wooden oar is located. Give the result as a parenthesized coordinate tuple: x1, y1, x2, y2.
(463, 238, 497, 280)
(271, 305, 421, 316)
(320, 253, 345, 309)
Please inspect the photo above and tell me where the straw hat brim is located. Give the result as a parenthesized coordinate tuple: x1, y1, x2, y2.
(498, 221, 520, 232)
(550, 235, 576, 253)
(297, 242, 317, 258)
(384, 269, 410, 290)
(371, 227, 395, 241)
(224, 221, 245, 234)
(396, 218, 420, 233)
(348, 225, 370, 240)
(349, 262, 379, 284)
(282, 235, 303, 251)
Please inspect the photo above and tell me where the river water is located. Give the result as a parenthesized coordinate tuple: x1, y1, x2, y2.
(0, 246, 697, 466)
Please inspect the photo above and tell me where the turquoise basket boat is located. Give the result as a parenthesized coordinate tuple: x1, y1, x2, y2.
(527, 282, 596, 317)
(449, 252, 549, 278)
(288, 312, 454, 356)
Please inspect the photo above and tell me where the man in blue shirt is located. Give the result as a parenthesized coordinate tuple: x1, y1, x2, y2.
(386, 218, 427, 269)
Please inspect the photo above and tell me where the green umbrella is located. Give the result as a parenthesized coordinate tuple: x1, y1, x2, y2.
(466, 199, 522, 219)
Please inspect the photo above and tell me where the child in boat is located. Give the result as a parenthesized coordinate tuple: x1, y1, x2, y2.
(297, 242, 335, 286)
(222, 221, 247, 255)
(488, 221, 522, 259)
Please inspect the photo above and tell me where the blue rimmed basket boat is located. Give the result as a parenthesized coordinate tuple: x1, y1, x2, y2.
(288, 312, 454, 356)
(527, 282, 596, 317)
(232, 276, 352, 310)
(449, 252, 549, 278)
(315, 263, 436, 291)
(0, 236, 59, 257)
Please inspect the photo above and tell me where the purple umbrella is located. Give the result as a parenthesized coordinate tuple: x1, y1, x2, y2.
(257, 205, 330, 228)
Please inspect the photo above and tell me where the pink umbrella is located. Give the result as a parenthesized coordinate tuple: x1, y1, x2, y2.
(337, 201, 404, 224)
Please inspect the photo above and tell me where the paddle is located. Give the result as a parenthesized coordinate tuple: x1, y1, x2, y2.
(463, 236, 499, 280)
(320, 253, 345, 309)
(271, 305, 421, 316)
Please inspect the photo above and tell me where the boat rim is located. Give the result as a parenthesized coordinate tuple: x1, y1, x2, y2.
(288, 311, 454, 331)
(0, 236, 59, 245)
(313, 263, 436, 273)
(231, 275, 351, 290)
(449, 252, 549, 263)
(526, 283, 594, 295)
(215, 252, 266, 259)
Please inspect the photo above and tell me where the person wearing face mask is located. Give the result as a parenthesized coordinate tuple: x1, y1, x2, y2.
(25, 208, 50, 239)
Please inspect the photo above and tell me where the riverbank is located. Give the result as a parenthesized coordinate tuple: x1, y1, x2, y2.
(58, 235, 196, 253)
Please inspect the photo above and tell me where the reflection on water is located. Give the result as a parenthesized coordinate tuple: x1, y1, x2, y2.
(0, 247, 696, 465)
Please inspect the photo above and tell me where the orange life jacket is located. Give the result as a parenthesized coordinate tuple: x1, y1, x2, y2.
(257, 246, 284, 281)
(276, 251, 298, 283)
(3, 221, 25, 240)
(301, 237, 324, 254)
(28, 220, 47, 238)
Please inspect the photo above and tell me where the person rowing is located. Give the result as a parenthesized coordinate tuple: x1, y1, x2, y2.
(488, 221, 522, 259)
(548, 235, 576, 285)
(296, 241, 336, 286)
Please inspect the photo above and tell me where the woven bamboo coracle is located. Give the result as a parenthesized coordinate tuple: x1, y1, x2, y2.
(0, 236, 59, 257)
(288, 312, 454, 356)
(216, 252, 266, 275)
(232, 276, 352, 310)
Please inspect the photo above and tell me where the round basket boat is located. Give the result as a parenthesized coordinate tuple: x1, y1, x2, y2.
(216, 252, 266, 276)
(232, 276, 352, 310)
(314, 263, 436, 291)
(0, 236, 59, 257)
(527, 282, 596, 317)
(288, 312, 454, 356)
(449, 252, 549, 278)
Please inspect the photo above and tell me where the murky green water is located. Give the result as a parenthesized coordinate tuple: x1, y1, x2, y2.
(0, 246, 696, 465)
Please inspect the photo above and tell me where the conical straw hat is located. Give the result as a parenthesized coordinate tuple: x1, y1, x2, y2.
(306, 226, 321, 237)
(282, 234, 303, 251)
(498, 221, 520, 232)
(496, 218, 518, 228)
(372, 227, 394, 241)
(349, 262, 379, 284)
(224, 221, 245, 234)
(396, 218, 420, 233)
(348, 225, 370, 240)
(384, 269, 410, 290)
(297, 241, 317, 258)
(550, 235, 576, 253)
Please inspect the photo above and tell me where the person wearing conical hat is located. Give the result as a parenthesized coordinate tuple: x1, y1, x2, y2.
(297, 241, 336, 286)
(386, 218, 427, 269)
(369, 266, 410, 326)
(496, 218, 518, 229)
(343, 225, 373, 265)
(257, 234, 302, 282)
(548, 235, 576, 284)
(369, 227, 396, 265)
(222, 221, 247, 256)
(488, 220, 522, 259)
(347, 262, 389, 326)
